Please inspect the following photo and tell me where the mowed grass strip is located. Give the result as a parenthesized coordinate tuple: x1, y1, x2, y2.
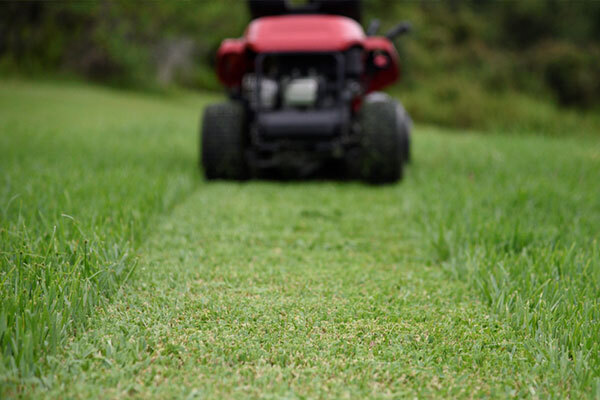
(25, 183, 540, 398)
(0, 81, 208, 386)
(27, 128, 600, 397)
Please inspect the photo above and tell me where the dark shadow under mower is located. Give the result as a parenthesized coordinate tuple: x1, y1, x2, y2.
(201, 0, 412, 183)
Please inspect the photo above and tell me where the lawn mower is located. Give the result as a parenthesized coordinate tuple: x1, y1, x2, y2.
(201, 0, 412, 183)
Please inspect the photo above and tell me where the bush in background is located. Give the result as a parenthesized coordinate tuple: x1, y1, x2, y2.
(1, 0, 599, 132)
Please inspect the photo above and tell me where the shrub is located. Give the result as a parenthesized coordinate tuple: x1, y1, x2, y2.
(531, 41, 600, 108)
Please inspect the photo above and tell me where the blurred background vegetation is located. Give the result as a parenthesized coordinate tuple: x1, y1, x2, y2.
(1, 0, 600, 134)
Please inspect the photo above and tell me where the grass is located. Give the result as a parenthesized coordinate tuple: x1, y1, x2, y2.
(0, 80, 209, 383)
(392, 79, 600, 136)
(1, 80, 600, 398)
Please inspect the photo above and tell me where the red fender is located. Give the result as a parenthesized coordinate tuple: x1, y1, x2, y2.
(216, 39, 247, 88)
(363, 36, 400, 93)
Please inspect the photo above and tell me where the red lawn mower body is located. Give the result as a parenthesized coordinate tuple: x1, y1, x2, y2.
(201, 1, 412, 183)
(217, 15, 400, 95)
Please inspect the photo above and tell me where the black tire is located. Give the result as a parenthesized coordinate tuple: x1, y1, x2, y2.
(396, 101, 412, 164)
(200, 102, 248, 180)
(352, 93, 404, 184)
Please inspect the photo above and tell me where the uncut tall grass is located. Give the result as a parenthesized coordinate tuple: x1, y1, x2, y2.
(0, 81, 204, 381)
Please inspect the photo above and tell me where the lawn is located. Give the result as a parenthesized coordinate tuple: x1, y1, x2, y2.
(1, 80, 599, 398)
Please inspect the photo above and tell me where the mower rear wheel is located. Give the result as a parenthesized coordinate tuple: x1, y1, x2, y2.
(200, 102, 248, 180)
(353, 93, 405, 184)
(396, 101, 412, 163)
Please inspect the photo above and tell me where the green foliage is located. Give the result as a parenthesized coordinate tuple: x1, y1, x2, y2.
(0, 80, 210, 385)
(3, 0, 600, 130)
(1, 81, 600, 397)
(0, 1, 248, 89)
(376, 1, 600, 131)
(421, 131, 600, 391)
(531, 41, 600, 107)
(394, 80, 600, 135)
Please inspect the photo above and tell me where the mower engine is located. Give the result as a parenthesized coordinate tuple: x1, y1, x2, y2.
(282, 77, 319, 108)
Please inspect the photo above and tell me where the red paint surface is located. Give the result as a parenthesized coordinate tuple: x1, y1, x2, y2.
(246, 15, 365, 53)
(363, 36, 400, 93)
(216, 39, 247, 87)
(215, 15, 401, 94)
